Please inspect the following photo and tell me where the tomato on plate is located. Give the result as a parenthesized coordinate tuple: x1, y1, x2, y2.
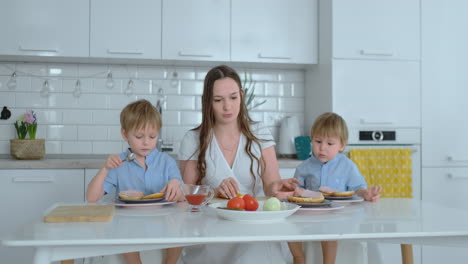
(227, 197, 245, 210)
(242, 194, 259, 211)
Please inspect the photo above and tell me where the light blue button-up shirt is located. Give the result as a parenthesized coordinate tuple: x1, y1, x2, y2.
(294, 153, 366, 192)
(103, 148, 182, 197)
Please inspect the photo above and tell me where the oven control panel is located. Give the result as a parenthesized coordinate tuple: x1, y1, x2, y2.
(359, 131, 396, 142)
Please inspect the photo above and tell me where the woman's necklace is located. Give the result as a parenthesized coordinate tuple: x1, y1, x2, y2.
(219, 139, 238, 152)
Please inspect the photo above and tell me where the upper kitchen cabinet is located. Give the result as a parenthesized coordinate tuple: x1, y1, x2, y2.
(332, 60, 420, 129)
(330, 0, 420, 61)
(162, 0, 230, 61)
(90, 0, 162, 59)
(0, 0, 89, 57)
(231, 0, 318, 64)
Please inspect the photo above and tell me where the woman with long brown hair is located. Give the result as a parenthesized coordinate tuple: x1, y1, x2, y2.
(178, 65, 304, 264)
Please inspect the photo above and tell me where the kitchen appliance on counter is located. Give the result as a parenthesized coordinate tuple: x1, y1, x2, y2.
(278, 116, 301, 156)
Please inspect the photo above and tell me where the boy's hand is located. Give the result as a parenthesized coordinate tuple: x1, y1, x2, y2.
(161, 179, 182, 202)
(364, 186, 382, 202)
(104, 154, 122, 169)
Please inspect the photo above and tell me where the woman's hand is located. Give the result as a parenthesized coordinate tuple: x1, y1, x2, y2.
(104, 154, 122, 169)
(362, 186, 382, 202)
(270, 178, 301, 200)
(216, 177, 240, 199)
(161, 179, 182, 202)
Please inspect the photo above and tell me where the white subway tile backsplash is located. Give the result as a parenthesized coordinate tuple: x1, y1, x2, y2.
(47, 125, 77, 140)
(93, 110, 121, 125)
(92, 141, 124, 154)
(264, 82, 284, 96)
(279, 98, 304, 112)
(78, 125, 107, 140)
(180, 111, 202, 126)
(137, 65, 166, 79)
(180, 80, 204, 95)
(108, 126, 123, 141)
(62, 110, 91, 125)
(45, 140, 62, 154)
(162, 111, 180, 126)
(0, 61, 306, 155)
(62, 141, 92, 154)
(0, 125, 15, 140)
(166, 96, 195, 110)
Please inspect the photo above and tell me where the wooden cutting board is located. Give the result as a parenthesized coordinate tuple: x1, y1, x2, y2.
(44, 205, 115, 223)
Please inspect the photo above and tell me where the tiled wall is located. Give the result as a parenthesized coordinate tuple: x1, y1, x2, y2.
(0, 61, 305, 156)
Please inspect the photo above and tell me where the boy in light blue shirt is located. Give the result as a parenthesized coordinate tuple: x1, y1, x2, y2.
(86, 99, 182, 264)
(290, 112, 381, 264)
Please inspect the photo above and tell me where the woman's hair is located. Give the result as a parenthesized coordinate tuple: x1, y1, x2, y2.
(311, 112, 349, 147)
(193, 65, 263, 185)
(120, 99, 162, 134)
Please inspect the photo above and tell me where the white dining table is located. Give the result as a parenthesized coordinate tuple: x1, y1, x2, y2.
(2, 198, 468, 264)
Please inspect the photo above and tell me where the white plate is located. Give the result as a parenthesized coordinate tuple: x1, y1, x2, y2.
(325, 195, 356, 200)
(209, 201, 300, 223)
(298, 203, 345, 211)
(330, 196, 364, 203)
(114, 199, 176, 207)
(117, 197, 164, 203)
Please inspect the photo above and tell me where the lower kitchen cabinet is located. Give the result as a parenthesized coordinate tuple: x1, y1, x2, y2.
(421, 167, 468, 264)
(0, 169, 84, 264)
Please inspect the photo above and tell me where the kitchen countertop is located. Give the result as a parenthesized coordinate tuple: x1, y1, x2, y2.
(0, 154, 303, 169)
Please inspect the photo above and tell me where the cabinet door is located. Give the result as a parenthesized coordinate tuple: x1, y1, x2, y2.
(332, 0, 419, 60)
(85, 169, 115, 203)
(421, 167, 468, 264)
(90, 0, 162, 59)
(332, 60, 420, 128)
(0, 169, 84, 264)
(279, 168, 296, 179)
(421, 0, 468, 167)
(0, 0, 89, 57)
(162, 0, 230, 61)
(232, 0, 317, 64)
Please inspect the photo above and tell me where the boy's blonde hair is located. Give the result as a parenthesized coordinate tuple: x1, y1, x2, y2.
(120, 99, 161, 134)
(311, 112, 348, 146)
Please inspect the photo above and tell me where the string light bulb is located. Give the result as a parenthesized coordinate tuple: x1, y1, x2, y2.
(7, 72, 17, 90)
(40, 80, 50, 97)
(73, 80, 82, 98)
(125, 79, 134, 96)
(106, 72, 114, 89)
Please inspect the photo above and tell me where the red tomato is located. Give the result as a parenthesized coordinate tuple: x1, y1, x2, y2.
(227, 197, 245, 210)
(242, 194, 259, 211)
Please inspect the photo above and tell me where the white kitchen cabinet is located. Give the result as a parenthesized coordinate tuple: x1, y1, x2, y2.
(331, 0, 420, 61)
(305, 0, 421, 134)
(0, 169, 84, 264)
(162, 0, 230, 61)
(420, 167, 468, 264)
(90, 0, 162, 59)
(332, 60, 420, 129)
(421, 0, 468, 167)
(0, 0, 89, 57)
(231, 0, 318, 64)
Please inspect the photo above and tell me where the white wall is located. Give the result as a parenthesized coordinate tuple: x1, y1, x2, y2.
(0, 61, 306, 155)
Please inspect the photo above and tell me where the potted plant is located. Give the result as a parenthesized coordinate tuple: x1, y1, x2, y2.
(243, 72, 266, 110)
(10, 110, 45, 160)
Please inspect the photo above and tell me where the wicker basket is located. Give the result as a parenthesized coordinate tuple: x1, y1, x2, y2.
(10, 139, 45, 160)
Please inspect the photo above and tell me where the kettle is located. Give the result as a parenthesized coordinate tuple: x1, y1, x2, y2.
(278, 116, 301, 155)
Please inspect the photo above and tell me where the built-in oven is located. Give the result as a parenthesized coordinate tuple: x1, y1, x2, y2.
(344, 127, 422, 264)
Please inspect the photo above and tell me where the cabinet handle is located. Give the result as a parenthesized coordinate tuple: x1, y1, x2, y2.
(447, 156, 468, 162)
(359, 118, 394, 125)
(19, 45, 58, 53)
(177, 51, 213, 57)
(13, 176, 55, 183)
(447, 173, 468, 180)
(107, 49, 143, 55)
(360, 50, 394, 57)
(258, 53, 291, 60)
